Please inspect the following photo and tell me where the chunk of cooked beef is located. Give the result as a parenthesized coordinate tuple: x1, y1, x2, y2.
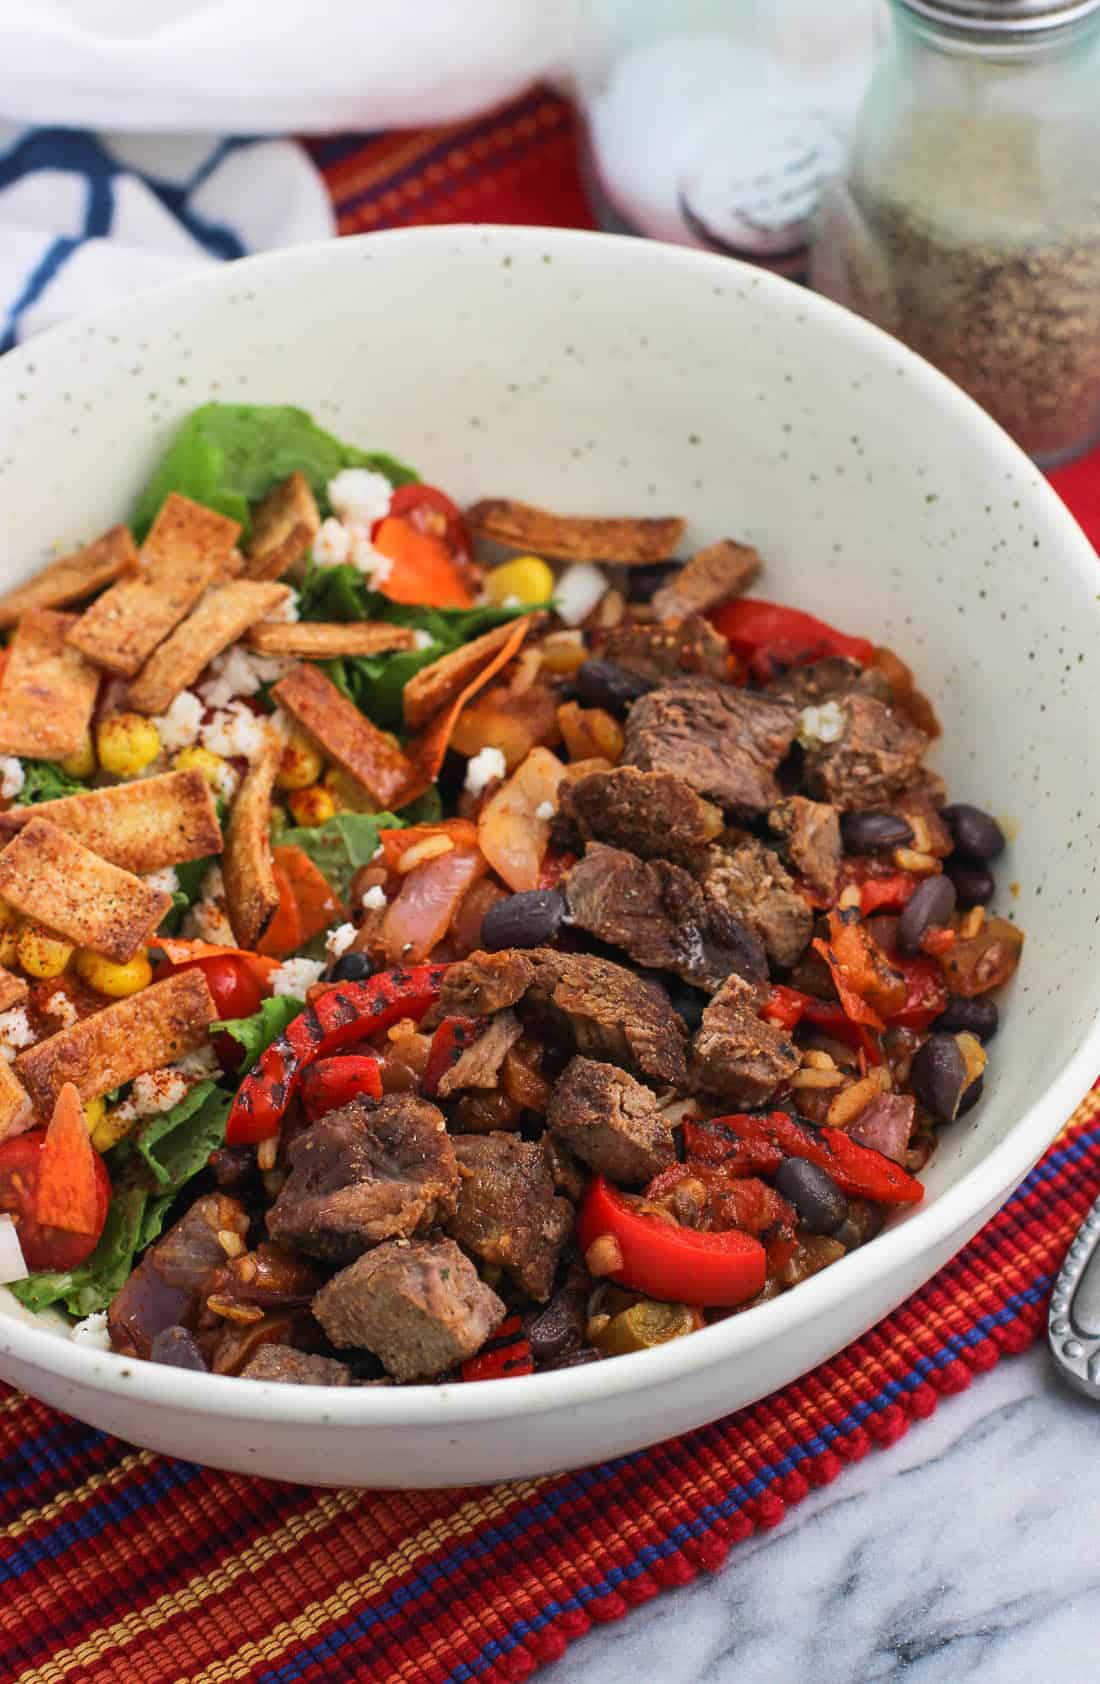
(690, 972, 800, 1105)
(432, 947, 689, 1090)
(765, 656, 892, 708)
(555, 765, 723, 871)
(445, 1132, 572, 1300)
(702, 837, 812, 969)
(767, 795, 842, 898)
(240, 1345, 354, 1385)
(267, 1095, 459, 1263)
(313, 1236, 505, 1381)
(651, 538, 762, 622)
(108, 1193, 247, 1360)
(564, 842, 767, 990)
(601, 614, 731, 682)
(624, 677, 798, 816)
(435, 1010, 523, 1097)
(547, 1055, 676, 1183)
(802, 692, 929, 810)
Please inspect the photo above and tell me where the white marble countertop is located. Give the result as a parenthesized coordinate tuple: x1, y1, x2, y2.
(551, 1345, 1098, 1684)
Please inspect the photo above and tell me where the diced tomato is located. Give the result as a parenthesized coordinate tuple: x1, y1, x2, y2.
(385, 483, 470, 560)
(421, 1016, 483, 1097)
(709, 597, 874, 678)
(887, 955, 947, 1031)
(171, 954, 263, 1021)
(701, 1112, 924, 1205)
(577, 1175, 766, 1307)
(0, 1127, 110, 1272)
(300, 1055, 383, 1121)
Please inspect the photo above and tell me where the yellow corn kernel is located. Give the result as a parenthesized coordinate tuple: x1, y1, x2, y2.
(0, 929, 17, 967)
(288, 784, 337, 827)
(83, 1095, 106, 1134)
(484, 555, 555, 608)
(275, 734, 324, 791)
(91, 1107, 136, 1155)
(17, 924, 74, 979)
(0, 897, 19, 933)
(174, 745, 230, 791)
(323, 766, 376, 813)
(60, 731, 96, 779)
(96, 712, 161, 777)
(75, 948, 152, 998)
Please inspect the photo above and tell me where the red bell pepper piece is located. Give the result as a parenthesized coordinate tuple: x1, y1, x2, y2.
(225, 963, 448, 1145)
(577, 1175, 767, 1307)
(682, 1116, 785, 1176)
(461, 1314, 535, 1382)
(761, 984, 806, 1032)
(300, 1055, 383, 1122)
(887, 955, 947, 1031)
(709, 597, 874, 678)
(702, 1112, 924, 1205)
(421, 1016, 483, 1097)
(760, 985, 883, 1065)
(36, 1082, 108, 1238)
(838, 858, 921, 916)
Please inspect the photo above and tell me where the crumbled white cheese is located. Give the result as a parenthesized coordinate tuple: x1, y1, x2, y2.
(535, 800, 556, 821)
(212, 762, 240, 801)
(271, 957, 325, 998)
(201, 863, 225, 900)
(464, 745, 507, 797)
(199, 701, 269, 762)
(324, 922, 357, 961)
(312, 516, 352, 567)
(555, 562, 608, 627)
(70, 1311, 111, 1351)
(501, 594, 523, 611)
(797, 700, 847, 748)
(0, 757, 25, 801)
(267, 588, 301, 624)
(198, 646, 292, 711)
(412, 629, 434, 652)
(154, 689, 204, 753)
(327, 468, 393, 529)
(175, 1045, 221, 1080)
(0, 1006, 35, 1065)
(361, 884, 388, 911)
(43, 990, 79, 1030)
(114, 1066, 191, 1123)
(144, 866, 180, 896)
(348, 532, 393, 586)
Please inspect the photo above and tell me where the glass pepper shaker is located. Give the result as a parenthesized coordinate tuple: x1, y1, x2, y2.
(811, 0, 1100, 465)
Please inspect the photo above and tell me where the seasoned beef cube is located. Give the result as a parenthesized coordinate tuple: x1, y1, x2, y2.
(555, 765, 723, 871)
(803, 692, 929, 810)
(690, 972, 800, 1105)
(564, 842, 767, 991)
(651, 538, 761, 622)
(765, 656, 892, 709)
(446, 1132, 572, 1300)
(109, 1193, 248, 1360)
(427, 948, 535, 1022)
(547, 1055, 676, 1183)
(267, 1095, 459, 1263)
(313, 1237, 505, 1382)
(702, 837, 812, 969)
(601, 614, 731, 683)
(768, 795, 842, 899)
(435, 1010, 523, 1097)
(240, 1345, 354, 1386)
(624, 677, 797, 816)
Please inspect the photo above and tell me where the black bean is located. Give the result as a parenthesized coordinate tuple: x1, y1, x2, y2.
(574, 659, 655, 716)
(934, 993, 999, 1041)
(840, 810, 914, 853)
(897, 873, 957, 956)
(665, 981, 708, 1033)
(958, 1073, 984, 1116)
(774, 1157, 849, 1235)
(150, 1326, 208, 1371)
(528, 1289, 586, 1365)
(329, 950, 374, 983)
(944, 856, 995, 909)
(833, 1217, 862, 1251)
(942, 803, 1006, 864)
(910, 1032, 967, 1123)
(482, 888, 567, 951)
(625, 561, 681, 602)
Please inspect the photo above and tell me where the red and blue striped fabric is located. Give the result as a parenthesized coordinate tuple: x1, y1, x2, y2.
(0, 83, 1098, 1684)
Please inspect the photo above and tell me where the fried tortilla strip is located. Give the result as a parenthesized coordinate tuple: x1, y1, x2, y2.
(0, 1062, 32, 1143)
(223, 727, 281, 950)
(245, 621, 416, 658)
(128, 579, 291, 715)
(0, 610, 100, 760)
(651, 538, 762, 622)
(244, 472, 321, 581)
(0, 769, 222, 875)
(272, 663, 414, 810)
(0, 819, 171, 963)
(67, 492, 241, 676)
(402, 616, 534, 731)
(466, 499, 686, 564)
(398, 616, 533, 808)
(0, 526, 139, 629)
(0, 968, 28, 1014)
(16, 968, 217, 1114)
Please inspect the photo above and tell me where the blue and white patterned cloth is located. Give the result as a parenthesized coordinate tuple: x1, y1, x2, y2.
(0, 128, 335, 351)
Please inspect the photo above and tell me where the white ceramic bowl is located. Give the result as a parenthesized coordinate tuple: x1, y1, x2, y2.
(0, 227, 1097, 1488)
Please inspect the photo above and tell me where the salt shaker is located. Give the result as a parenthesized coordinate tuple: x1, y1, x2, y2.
(812, 0, 1100, 466)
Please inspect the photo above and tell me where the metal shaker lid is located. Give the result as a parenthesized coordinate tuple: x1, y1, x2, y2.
(898, 0, 1100, 34)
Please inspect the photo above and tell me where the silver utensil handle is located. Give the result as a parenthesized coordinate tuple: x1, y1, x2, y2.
(1049, 1193, 1100, 1399)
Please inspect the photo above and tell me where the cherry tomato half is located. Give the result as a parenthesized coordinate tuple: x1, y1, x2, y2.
(171, 955, 263, 1020)
(385, 483, 470, 558)
(0, 1130, 111, 1273)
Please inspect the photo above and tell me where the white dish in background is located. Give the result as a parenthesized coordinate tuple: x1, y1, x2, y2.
(0, 225, 1096, 1488)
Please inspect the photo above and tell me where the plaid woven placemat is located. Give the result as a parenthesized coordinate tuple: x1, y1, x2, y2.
(1, 83, 1098, 1684)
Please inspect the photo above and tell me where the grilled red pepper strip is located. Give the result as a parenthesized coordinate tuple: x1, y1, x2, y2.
(709, 596, 874, 678)
(762, 984, 883, 1066)
(461, 1315, 535, 1381)
(300, 1055, 383, 1122)
(577, 1175, 767, 1307)
(887, 955, 947, 1032)
(421, 1016, 483, 1098)
(698, 1111, 924, 1205)
(226, 963, 448, 1145)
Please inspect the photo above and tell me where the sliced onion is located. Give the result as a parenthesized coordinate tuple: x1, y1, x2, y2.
(0, 1214, 28, 1284)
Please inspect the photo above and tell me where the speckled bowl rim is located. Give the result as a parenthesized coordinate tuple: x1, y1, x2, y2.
(1, 224, 1098, 1428)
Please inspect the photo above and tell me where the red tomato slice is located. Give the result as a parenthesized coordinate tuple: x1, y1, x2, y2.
(576, 1175, 766, 1308)
(0, 1129, 110, 1272)
(386, 483, 470, 559)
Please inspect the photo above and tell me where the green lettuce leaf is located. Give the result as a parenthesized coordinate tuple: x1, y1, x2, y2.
(15, 760, 89, 806)
(296, 563, 373, 623)
(132, 1081, 232, 1192)
(279, 810, 404, 901)
(132, 403, 419, 541)
(8, 1187, 148, 1319)
(212, 995, 304, 1074)
(157, 851, 214, 936)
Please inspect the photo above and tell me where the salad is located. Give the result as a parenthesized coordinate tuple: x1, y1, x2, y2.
(0, 403, 1023, 1386)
